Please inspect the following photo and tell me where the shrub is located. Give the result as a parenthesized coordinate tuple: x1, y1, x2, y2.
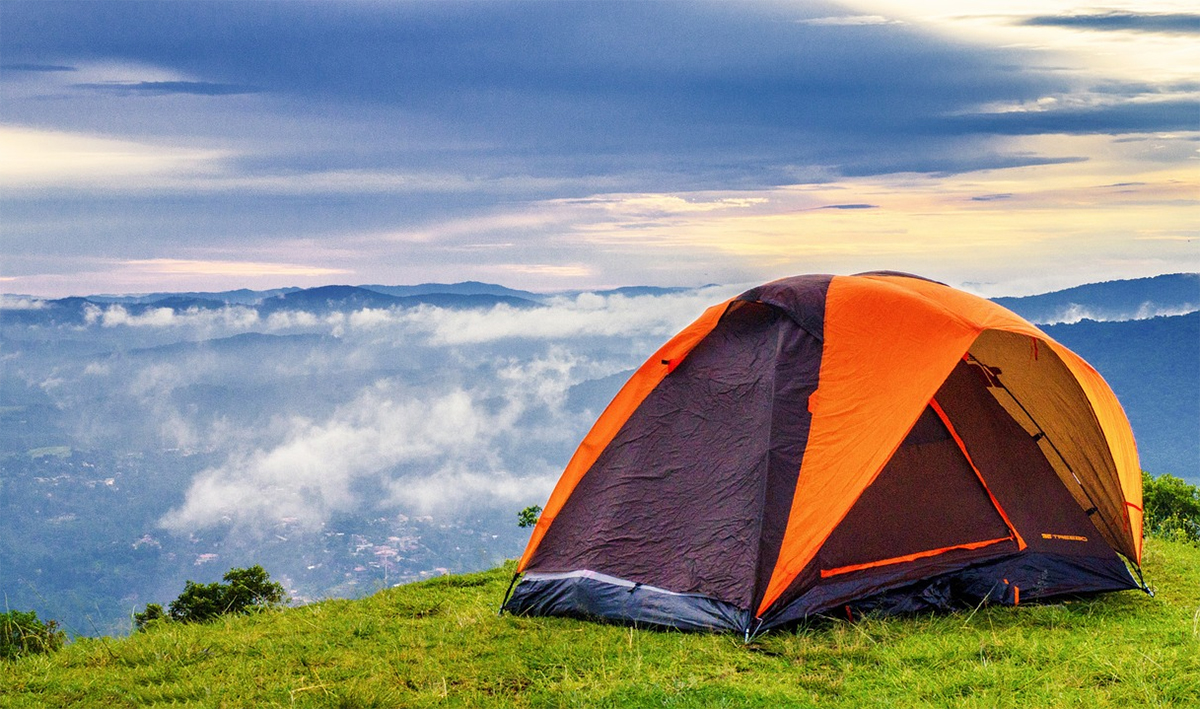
(0, 610, 65, 660)
(136, 565, 287, 629)
(1143, 471, 1200, 546)
(517, 505, 542, 528)
(133, 603, 166, 631)
(169, 580, 232, 624)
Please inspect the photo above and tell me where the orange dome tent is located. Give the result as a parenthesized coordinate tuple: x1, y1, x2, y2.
(503, 273, 1146, 636)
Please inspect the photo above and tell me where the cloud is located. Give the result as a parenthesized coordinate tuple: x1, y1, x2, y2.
(122, 259, 350, 277)
(79, 302, 260, 331)
(799, 15, 904, 27)
(563, 194, 770, 217)
(944, 99, 1199, 136)
(157, 368, 568, 532)
(0, 295, 48, 310)
(2, 62, 76, 72)
(1017, 12, 1200, 35)
(398, 287, 742, 345)
(158, 386, 481, 530)
(0, 1, 1068, 193)
(385, 466, 555, 515)
(0, 125, 230, 187)
(113, 289, 751, 533)
(1034, 303, 1200, 326)
(2, 3, 1195, 297)
(72, 80, 261, 96)
(60, 287, 745, 355)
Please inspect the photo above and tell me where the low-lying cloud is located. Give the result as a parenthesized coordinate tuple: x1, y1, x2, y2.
(1037, 302, 1199, 326)
(72, 285, 744, 345)
(158, 383, 553, 532)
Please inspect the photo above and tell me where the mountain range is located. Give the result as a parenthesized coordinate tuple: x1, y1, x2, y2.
(993, 273, 1198, 324)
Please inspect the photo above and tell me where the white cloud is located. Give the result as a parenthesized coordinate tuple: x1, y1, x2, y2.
(89, 303, 261, 330)
(157, 356, 579, 532)
(0, 125, 230, 189)
(799, 15, 903, 26)
(159, 386, 482, 530)
(0, 296, 48, 310)
(563, 194, 771, 216)
(386, 465, 556, 515)
(396, 286, 742, 345)
(121, 259, 350, 277)
(51, 288, 766, 536)
(1038, 302, 1199, 325)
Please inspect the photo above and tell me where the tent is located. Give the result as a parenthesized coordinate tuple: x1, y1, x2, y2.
(502, 273, 1147, 637)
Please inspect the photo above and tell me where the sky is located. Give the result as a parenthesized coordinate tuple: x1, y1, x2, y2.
(1, 0, 1197, 298)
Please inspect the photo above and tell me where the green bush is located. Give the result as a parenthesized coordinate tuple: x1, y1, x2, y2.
(137, 565, 287, 629)
(1142, 471, 1200, 546)
(517, 504, 542, 528)
(132, 603, 166, 631)
(1, 609, 65, 660)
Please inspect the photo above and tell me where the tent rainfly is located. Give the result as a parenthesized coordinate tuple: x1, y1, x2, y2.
(502, 273, 1148, 638)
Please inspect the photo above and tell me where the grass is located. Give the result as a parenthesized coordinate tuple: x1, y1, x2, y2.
(2, 538, 1197, 708)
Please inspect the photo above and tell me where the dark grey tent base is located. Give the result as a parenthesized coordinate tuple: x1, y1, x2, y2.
(504, 553, 1140, 638)
(765, 552, 1140, 629)
(503, 570, 750, 633)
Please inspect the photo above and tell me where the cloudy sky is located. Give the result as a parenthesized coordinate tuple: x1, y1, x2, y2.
(2, 0, 1196, 297)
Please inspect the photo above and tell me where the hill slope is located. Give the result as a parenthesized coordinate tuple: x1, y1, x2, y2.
(2, 538, 1197, 708)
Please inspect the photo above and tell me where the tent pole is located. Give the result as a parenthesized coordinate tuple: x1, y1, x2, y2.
(987, 364, 1153, 595)
(981, 364, 1106, 520)
(1133, 564, 1154, 597)
(499, 572, 520, 615)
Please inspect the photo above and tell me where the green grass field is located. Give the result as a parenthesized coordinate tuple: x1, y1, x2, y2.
(2, 538, 1197, 708)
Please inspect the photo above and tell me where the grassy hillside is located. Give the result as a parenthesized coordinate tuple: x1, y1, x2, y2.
(2, 538, 1197, 708)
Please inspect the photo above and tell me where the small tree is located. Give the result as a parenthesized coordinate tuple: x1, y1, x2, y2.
(137, 565, 287, 627)
(221, 565, 287, 612)
(168, 580, 229, 623)
(1, 610, 65, 660)
(133, 603, 166, 632)
(517, 505, 542, 528)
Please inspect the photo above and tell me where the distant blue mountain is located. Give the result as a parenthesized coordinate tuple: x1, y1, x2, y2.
(0, 295, 232, 326)
(561, 285, 698, 298)
(259, 285, 539, 313)
(361, 281, 544, 301)
(1046, 312, 1199, 481)
(994, 273, 1199, 324)
(124, 297, 227, 312)
(86, 287, 301, 305)
(0, 296, 95, 326)
(1, 284, 543, 327)
(257, 285, 408, 313)
(6, 274, 1197, 327)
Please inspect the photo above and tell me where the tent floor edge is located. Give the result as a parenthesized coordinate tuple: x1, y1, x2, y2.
(758, 551, 1140, 631)
(503, 570, 749, 633)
